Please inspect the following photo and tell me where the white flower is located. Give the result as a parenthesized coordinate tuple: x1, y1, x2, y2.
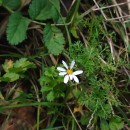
(57, 60, 83, 84)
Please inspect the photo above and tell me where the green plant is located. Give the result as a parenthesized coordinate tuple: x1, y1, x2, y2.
(0, 58, 36, 82)
(2, 0, 66, 56)
(39, 66, 66, 101)
(0, 0, 130, 129)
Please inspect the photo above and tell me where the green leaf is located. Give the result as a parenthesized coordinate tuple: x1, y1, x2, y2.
(47, 91, 55, 101)
(14, 58, 36, 71)
(28, 0, 60, 22)
(43, 25, 65, 55)
(96, 104, 112, 118)
(49, 0, 60, 22)
(0, 58, 35, 82)
(2, 0, 21, 9)
(7, 58, 36, 73)
(44, 67, 57, 77)
(49, 0, 60, 12)
(41, 86, 52, 92)
(70, 26, 79, 38)
(109, 115, 124, 130)
(100, 119, 109, 130)
(7, 12, 31, 45)
(39, 76, 52, 85)
(3, 72, 19, 82)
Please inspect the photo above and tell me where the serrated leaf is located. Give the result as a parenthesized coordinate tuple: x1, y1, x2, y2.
(3, 72, 19, 82)
(28, 0, 60, 22)
(49, 0, 60, 22)
(2, 0, 21, 10)
(43, 25, 65, 55)
(7, 12, 31, 45)
(14, 58, 36, 71)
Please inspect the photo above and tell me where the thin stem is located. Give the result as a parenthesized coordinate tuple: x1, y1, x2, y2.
(66, 103, 82, 130)
(36, 105, 41, 130)
(31, 19, 72, 26)
(3, 5, 14, 13)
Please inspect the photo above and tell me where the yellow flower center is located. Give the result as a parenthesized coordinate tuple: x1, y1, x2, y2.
(67, 69, 73, 75)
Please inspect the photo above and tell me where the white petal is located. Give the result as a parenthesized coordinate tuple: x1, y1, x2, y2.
(62, 60, 68, 69)
(73, 70, 83, 75)
(73, 75, 79, 83)
(59, 72, 67, 76)
(57, 67, 66, 72)
(70, 60, 75, 69)
(64, 75, 69, 84)
(69, 74, 73, 80)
